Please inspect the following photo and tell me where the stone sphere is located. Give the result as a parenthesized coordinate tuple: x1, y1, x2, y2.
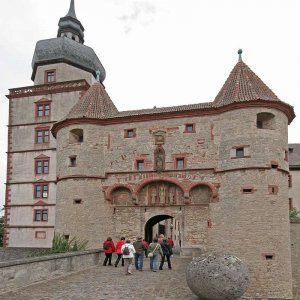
(186, 254, 249, 300)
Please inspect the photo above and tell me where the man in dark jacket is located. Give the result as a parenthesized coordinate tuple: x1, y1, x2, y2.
(159, 238, 173, 270)
(133, 237, 146, 271)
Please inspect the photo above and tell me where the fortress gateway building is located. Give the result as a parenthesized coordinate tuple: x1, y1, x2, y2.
(4, 1, 295, 298)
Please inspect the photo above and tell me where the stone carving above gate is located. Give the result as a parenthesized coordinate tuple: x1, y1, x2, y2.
(154, 146, 165, 172)
(112, 187, 133, 205)
(138, 181, 184, 206)
(153, 130, 166, 145)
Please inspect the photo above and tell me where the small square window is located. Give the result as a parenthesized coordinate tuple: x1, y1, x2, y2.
(265, 255, 273, 260)
(35, 128, 50, 144)
(34, 209, 48, 221)
(45, 70, 56, 83)
(236, 148, 244, 158)
(36, 102, 51, 117)
(34, 183, 49, 199)
(271, 163, 278, 169)
(69, 156, 77, 167)
(185, 124, 195, 133)
(125, 129, 135, 138)
(268, 185, 278, 195)
(74, 199, 82, 204)
(137, 160, 144, 171)
(176, 158, 185, 169)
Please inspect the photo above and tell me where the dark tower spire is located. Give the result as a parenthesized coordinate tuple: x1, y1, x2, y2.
(57, 0, 85, 44)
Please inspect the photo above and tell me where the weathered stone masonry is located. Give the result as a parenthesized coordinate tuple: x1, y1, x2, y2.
(4, 1, 296, 299)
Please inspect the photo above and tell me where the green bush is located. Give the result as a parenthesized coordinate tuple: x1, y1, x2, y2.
(289, 207, 300, 221)
(31, 233, 88, 257)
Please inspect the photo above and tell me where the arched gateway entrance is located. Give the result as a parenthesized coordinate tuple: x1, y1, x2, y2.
(144, 214, 173, 243)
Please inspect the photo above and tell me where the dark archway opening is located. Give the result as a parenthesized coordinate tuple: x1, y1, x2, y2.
(144, 214, 173, 243)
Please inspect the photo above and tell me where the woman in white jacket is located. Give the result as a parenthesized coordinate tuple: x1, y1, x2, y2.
(121, 239, 136, 275)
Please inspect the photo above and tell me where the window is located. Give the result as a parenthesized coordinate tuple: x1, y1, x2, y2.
(271, 162, 278, 169)
(36, 103, 50, 117)
(69, 156, 77, 167)
(256, 112, 275, 129)
(74, 199, 82, 204)
(137, 160, 144, 171)
(289, 198, 293, 210)
(35, 128, 50, 144)
(176, 158, 185, 169)
(69, 129, 83, 144)
(34, 183, 49, 199)
(288, 175, 292, 188)
(236, 148, 244, 158)
(268, 185, 278, 195)
(34, 209, 48, 221)
(242, 188, 253, 194)
(265, 255, 273, 260)
(35, 159, 49, 175)
(124, 129, 136, 138)
(185, 124, 195, 133)
(284, 150, 288, 161)
(45, 70, 56, 83)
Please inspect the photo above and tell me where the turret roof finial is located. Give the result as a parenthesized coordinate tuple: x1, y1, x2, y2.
(96, 70, 101, 82)
(238, 49, 243, 62)
(66, 0, 77, 19)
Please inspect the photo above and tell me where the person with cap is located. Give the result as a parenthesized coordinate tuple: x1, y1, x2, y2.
(133, 236, 146, 271)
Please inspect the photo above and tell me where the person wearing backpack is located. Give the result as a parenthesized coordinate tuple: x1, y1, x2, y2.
(133, 236, 146, 271)
(114, 237, 126, 267)
(102, 237, 115, 266)
(159, 238, 173, 270)
(121, 239, 136, 275)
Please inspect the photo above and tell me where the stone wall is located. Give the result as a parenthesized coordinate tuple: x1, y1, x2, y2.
(0, 249, 101, 293)
(0, 248, 41, 262)
(291, 221, 300, 300)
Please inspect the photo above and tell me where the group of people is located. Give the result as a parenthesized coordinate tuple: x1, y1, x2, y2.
(102, 235, 174, 275)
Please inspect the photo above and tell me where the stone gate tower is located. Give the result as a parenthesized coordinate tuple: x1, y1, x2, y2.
(4, 1, 296, 299)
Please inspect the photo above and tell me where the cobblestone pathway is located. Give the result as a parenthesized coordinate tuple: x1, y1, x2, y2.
(0, 256, 199, 300)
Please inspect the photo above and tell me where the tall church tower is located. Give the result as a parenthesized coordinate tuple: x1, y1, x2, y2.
(4, 0, 105, 247)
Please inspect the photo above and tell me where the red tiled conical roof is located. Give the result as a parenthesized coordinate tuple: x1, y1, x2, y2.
(65, 81, 118, 119)
(213, 60, 280, 107)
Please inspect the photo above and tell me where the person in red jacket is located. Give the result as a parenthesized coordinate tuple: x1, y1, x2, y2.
(114, 237, 126, 267)
(103, 237, 115, 266)
(142, 239, 149, 258)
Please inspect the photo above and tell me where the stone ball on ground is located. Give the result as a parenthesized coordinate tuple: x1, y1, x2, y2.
(186, 253, 249, 300)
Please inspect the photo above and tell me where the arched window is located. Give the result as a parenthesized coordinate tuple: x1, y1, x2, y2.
(256, 112, 275, 129)
(69, 129, 83, 144)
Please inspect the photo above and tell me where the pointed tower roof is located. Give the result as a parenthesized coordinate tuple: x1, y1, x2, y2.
(65, 81, 119, 120)
(213, 49, 280, 107)
(57, 0, 84, 44)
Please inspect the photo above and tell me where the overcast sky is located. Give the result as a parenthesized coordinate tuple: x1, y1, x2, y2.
(0, 0, 299, 214)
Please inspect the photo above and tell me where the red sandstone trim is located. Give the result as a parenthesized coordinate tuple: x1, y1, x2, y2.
(8, 148, 56, 154)
(104, 184, 135, 201)
(5, 204, 56, 207)
(7, 79, 90, 99)
(188, 182, 218, 199)
(6, 180, 56, 185)
(7, 225, 54, 229)
(51, 99, 295, 137)
(8, 121, 56, 128)
(135, 177, 187, 194)
(231, 156, 251, 159)
(57, 175, 105, 182)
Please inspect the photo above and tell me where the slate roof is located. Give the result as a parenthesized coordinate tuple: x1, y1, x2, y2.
(288, 144, 300, 168)
(65, 82, 118, 119)
(213, 60, 280, 107)
(31, 37, 106, 82)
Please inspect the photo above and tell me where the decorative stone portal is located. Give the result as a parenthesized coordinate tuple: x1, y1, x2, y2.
(112, 187, 133, 205)
(138, 181, 184, 206)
